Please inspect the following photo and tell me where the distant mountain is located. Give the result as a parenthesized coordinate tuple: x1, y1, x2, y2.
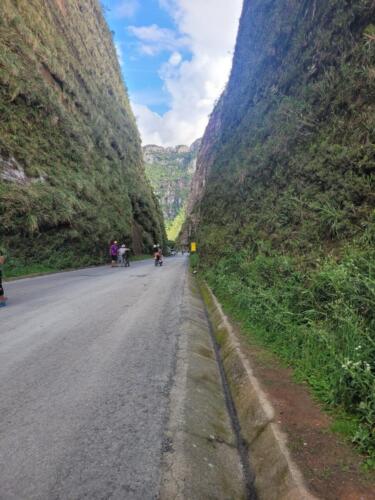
(144, 139, 201, 240)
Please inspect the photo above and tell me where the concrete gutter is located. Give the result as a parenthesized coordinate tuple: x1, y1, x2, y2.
(199, 280, 318, 500)
(160, 274, 250, 499)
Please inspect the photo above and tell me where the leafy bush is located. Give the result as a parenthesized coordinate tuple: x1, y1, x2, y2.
(190, 252, 200, 271)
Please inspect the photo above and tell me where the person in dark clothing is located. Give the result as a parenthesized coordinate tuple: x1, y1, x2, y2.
(124, 245, 131, 267)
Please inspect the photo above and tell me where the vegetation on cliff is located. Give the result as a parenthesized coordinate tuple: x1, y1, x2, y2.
(189, 0, 375, 462)
(0, 0, 165, 272)
(144, 140, 200, 240)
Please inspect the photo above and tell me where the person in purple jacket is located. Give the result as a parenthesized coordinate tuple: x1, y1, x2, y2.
(110, 241, 119, 267)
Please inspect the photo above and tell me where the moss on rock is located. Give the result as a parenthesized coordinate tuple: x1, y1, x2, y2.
(0, 0, 165, 269)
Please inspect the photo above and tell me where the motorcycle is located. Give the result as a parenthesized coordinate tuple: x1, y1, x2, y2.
(154, 254, 163, 267)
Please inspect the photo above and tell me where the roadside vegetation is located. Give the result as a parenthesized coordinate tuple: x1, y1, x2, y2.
(200, 243, 375, 467)
(0, 240, 154, 279)
(2, 253, 97, 279)
(166, 207, 186, 241)
(189, 0, 375, 464)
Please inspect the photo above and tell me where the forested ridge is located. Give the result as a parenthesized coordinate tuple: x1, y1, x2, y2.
(144, 140, 200, 240)
(0, 0, 165, 274)
(188, 0, 375, 462)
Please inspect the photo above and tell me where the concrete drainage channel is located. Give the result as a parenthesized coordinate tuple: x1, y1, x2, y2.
(203, 292, 257, 500)
(160, 274, 317, 499)
(199, 279, 318, 500)
(160, 275, 249, 499)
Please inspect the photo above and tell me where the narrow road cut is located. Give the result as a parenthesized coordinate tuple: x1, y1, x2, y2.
(0, 257, 248, 499)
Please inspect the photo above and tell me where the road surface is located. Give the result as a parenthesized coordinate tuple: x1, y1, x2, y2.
(0, 257, 188, 499)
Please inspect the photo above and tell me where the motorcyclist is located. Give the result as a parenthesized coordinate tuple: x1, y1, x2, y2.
(154, 247, 163, 266)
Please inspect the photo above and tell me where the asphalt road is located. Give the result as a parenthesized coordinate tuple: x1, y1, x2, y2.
(0, 257, 187, 500)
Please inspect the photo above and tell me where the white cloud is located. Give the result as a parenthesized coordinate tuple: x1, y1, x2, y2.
(131, 0, 243, 146)
(110, 0, 139, 19)
(115, 42, 124, 66)
(168, 51, 182, 66)
(128, 24, 190, 56)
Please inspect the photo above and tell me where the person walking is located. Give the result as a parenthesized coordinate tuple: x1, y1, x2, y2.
(118, 244, 126, 267)
(110, 241, 119, 267)
(124, 244, 131, 267)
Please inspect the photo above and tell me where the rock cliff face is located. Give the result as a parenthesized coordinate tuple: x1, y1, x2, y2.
(0, 0, 165, 265)
(187, 0, 375, 254)
(144, 140, 200, 240)
(186, 0, 375, 461)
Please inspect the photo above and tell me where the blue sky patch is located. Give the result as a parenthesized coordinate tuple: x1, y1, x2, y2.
(104, 0, 187, 115)
(101, 0, 243, 146)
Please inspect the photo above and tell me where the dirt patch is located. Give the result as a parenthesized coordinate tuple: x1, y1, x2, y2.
(235, 330, 375, 500)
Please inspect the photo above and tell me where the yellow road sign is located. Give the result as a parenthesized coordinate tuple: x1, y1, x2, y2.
(191, 242, 197, 253)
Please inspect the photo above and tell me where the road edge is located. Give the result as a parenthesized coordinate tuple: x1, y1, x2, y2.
(3, 256, 153, 283)
(198, 279, 318, 500)
(159, 272, 249, 499)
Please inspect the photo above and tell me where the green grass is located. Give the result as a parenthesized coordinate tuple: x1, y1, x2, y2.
(2, 252, 153, 280)
(189, 252, 199, 271)
(331, 414, 359, 440)
(4, 263, 68, 279)
(198, 246, 375, 465)
(3, 251, 102, 279)
(166, 206, 186, 241)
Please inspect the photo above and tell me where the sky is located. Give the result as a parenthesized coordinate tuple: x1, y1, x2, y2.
(104, 0, 243, 147)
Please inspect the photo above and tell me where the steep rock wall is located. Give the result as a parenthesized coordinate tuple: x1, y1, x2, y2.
(187, 0, 375, 461)
(187, 0, 375, 255)
(0, 0, 165, 265)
